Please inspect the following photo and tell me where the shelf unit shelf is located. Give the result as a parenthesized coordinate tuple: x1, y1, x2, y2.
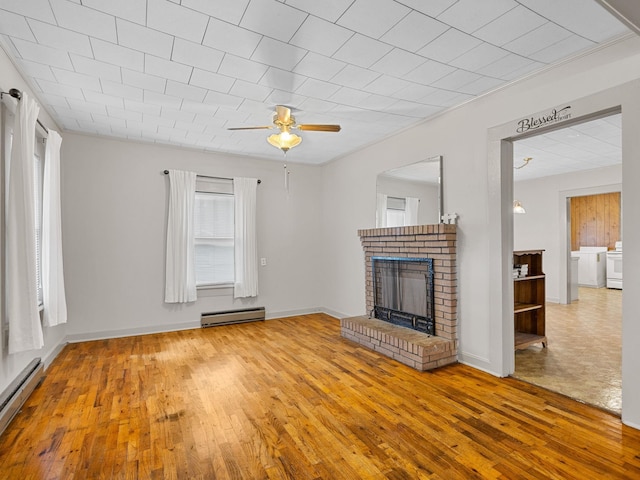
(514, 250, 546, 351)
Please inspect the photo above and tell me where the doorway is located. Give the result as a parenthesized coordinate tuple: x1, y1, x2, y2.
(509, 113, 622, 413)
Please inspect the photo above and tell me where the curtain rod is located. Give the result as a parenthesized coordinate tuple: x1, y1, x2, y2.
(163, 170, 261, 184)
(1, 88, 49, 134)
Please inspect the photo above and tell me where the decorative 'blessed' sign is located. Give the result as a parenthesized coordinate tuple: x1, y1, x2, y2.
(516, 106, 572, 133)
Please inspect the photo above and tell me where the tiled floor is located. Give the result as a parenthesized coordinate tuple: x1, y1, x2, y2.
(513, 286, 622, 414)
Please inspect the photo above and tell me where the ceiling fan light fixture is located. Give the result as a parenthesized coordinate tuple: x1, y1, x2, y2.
(267, 131, 302, 153)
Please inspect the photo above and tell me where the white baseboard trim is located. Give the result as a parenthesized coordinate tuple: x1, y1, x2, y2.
(458, 353, 503, 377)
(265, 307, 348, 320)
(622, 418, 640, 431)
(43, 340, 68, 369)
(65, 321, 201, 344)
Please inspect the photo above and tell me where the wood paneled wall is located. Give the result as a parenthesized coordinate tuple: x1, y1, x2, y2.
(570, 192, 621, 251)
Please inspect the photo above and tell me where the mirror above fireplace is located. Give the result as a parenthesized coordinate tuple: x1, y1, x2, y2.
(376, 155, 443, 227)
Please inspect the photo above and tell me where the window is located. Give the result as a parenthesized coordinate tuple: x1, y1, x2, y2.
(194, 179, 234, 287)
(386, 196, 406, 227)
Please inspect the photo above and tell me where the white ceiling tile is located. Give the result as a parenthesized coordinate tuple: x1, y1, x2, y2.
(124, 99, 162, 115)
(518, 0, 629, 42)
(38, 92, 70, 108)
(389, 99, 442, 118)
(362, 74, 413, 96)
(290, 15, 353, 57)
(333, 34, 394, 68)
(164, 80, 206, 102)
(49, 0, 117, 42)
(503, 22, 572, 57)
(436, 0, 518, 33)
(0, 10, 36, 41)
(355, 93, 398, 111)
(91, 39, 144, 72)
(457, 75, 504, 95)
(240, 0, 307, 42)
(81, 0, 146, 25)
(91, 113, 126, 128)
(295, 78, 341, 99)
(473, 5, 546, 46)
(370, 48, 426, 77)
(419, 89, 473, 107)
(328, 86, 372, 108)
(172, 39, 223, 73)
(477, 54, 541, 80)
(259, 67, 307, 92)
(404, 59, 456, 85)
(530, 35, 594, 63)
(284, 0, 351, 22)
(337, 0, 410, 39)
(393, 0, 456, 18)
(202, 19, 261, 59)
(0, 0, 55, 23)
(265, 89, 307, 107)
(430, 69, 481, 90)
(143, 91, 182, 109)
(293, 52, 346, 81)
(190, 69, 234, 93)
(18, 59, 55, 82)
(34, 78, 84, 99)
(229, 80, 273, 102)
(70, 54, 122, 82)
(84, 90, 125, 108)
(417, 29, 481, 64)
(391, 83, 437, 102)
(116, 19, 174, 59)
(147, 0, 209, 43)
(106, 106, 143, 122)
(27, 20, 92, 56)
(145, 55, 192, 83)
(159, 108, 196, 123)
(52, 105, 95, 121)
(203, 90, 244, 109)
(101, 80, 144, 101)
(192, 113, 225, 128)
(251, 37, 307, 70)
(52, 67, 101, 92)
(181, 0, 249, 24)
(122, 68, 167, 93)
(330, 65, 380, 89)
(449, 43, 509, 71)
(218, 55, 269, 83)
(380, 11, 449, 52)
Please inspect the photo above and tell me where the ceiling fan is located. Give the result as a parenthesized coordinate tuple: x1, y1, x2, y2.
(228, 105, 341, 153)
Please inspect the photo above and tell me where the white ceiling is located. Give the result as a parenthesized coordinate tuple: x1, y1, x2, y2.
(0, 0, 631, 165)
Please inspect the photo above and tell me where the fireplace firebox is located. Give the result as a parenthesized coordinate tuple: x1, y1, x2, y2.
(371, 256, 435, 335)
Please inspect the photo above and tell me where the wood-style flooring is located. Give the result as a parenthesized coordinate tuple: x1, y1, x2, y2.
(514, 287, 622, 414)
(1, 313, 639, 479)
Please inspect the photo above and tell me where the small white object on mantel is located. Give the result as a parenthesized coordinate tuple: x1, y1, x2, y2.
(441, 212, 459, 224)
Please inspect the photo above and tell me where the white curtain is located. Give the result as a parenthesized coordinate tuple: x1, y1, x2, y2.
(165, 169, 197, 303)
(7, 92, 43, 353)
(42, 130, 67, 327)
(405, 197, 419, 225)
(233, 177, 258, 298)
(376, 193, 387, 228)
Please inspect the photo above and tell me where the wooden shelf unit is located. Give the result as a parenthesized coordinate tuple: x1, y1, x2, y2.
(513, 250, 547, 350)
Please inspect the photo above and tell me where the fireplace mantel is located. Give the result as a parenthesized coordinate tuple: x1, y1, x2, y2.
(341, 224, 458, 371)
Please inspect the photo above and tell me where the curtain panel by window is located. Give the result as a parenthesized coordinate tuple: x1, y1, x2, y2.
(165, 169, 197, 303)
(233, 177, 258, 298)
(7, 92, 43, 353)
(42, 130, 67, 327)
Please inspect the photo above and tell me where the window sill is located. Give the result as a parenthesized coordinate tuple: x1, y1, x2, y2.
(197, 284, 233, 297)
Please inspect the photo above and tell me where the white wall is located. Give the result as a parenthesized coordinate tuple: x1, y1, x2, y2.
(514, 164, 622, 302)
(319, 35, 640, 427)
(61, 133, 325, 339)
(0, 47, 66, 396)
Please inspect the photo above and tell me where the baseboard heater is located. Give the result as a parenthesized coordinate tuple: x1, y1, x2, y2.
(0, 358, 44, 435)
(201, 307, 266, 328)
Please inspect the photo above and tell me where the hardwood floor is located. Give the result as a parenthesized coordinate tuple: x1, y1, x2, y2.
(1, 313, 639, 479)
(514, 287, 622, 414)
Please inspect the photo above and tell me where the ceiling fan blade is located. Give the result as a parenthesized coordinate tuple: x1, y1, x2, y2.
(227, 126, 273, 130)
(297, 124, 342, 132)
(275, 105, 291, 123)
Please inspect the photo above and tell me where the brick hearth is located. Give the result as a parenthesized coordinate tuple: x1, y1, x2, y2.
(341, 224, 457, 371)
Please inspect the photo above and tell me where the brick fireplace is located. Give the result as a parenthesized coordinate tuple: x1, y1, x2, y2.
(341, 224, 458, 371)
